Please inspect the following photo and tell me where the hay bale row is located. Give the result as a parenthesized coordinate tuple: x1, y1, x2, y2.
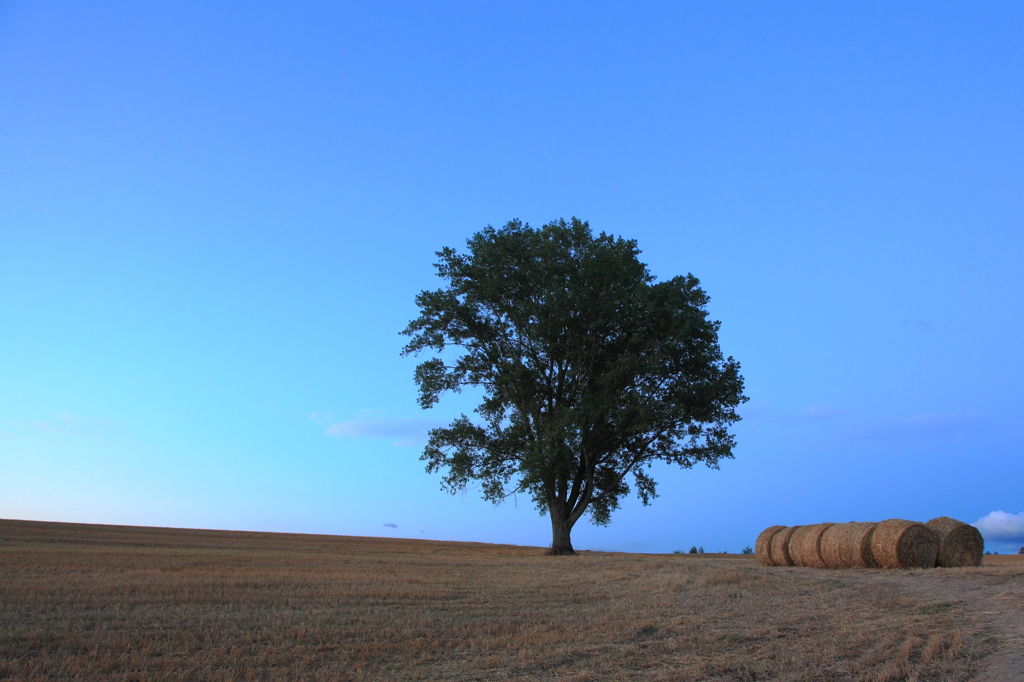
(871, 519, 938, 569)
(770, 526, 798, 566)
(788, 523, 834, 568)
(820, 522, 878, 568)
(755, 525, 786, 566)
(927, 516, 984, 567)
(754, 517, 981, 569)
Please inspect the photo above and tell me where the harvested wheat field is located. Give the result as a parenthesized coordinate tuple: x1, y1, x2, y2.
(2, 520, 1023, 682)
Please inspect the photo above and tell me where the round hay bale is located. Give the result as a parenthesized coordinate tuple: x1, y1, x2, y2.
(871, 519, 939, 569)
(820, 522, 878, 569)
(769, 526, 800, 567)
(926, 517, 983, 568)
(755, 525, 787, 566)
(788, 523, 834, 568)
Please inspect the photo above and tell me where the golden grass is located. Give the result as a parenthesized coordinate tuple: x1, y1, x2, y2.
(0, 519, 1013, 681)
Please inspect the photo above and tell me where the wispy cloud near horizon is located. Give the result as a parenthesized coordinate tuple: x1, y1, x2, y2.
(776, 404, 852, 424)
(25, 413, 118, 440)
(738, 401, 986, 444)
(310, 411, 442, 446)
(845, 412, 985, 442)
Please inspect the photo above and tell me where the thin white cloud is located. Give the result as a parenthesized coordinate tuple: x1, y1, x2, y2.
(844, 412, 984, 442)
(777, 404, 851, 424)
(308, 412, 335, 427)
(737, 401, 850, 423)
(739, 401, 983, 439)
(29, 413, 117, 437)
(735, 404, 993, 452)
(904, 412, 982, 431)
(974, 511, 1024, 544)
(312, 411, 442, 445)
(324, 417, 434, 440)
(736, 399, 770, 420)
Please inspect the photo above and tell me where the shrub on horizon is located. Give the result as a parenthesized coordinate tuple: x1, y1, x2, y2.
(741, 546, 753, 555)
(689, 546, 698, 554)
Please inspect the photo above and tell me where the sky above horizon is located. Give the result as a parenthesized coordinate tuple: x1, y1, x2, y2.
(2, 1, 1023, 553)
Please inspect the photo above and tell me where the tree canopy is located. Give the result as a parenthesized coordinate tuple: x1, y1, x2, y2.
(401, 218, 746, 554)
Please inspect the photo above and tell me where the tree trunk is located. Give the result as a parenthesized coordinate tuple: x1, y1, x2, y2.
(549, 507, 576, 555)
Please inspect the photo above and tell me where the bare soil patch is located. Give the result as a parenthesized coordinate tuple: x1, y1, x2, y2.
(1, 519, 1021, 681)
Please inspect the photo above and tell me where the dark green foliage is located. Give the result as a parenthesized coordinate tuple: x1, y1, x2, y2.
(741, 546, 753, 555)
(689, 546, 698, 554)
(401, 218, 746, 553)
(1019, 546, 1024, 555)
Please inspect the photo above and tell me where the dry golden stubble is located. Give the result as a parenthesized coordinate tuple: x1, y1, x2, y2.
(820, 522, 879, 569)
(1, 518, 1010, 682)
(927, 517, 984, 568)
(787, 522, 834, 568)
(754, 525, 786, 566)
(872, 519, 939, 569)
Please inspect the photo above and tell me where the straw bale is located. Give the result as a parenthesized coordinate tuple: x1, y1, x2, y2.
(788, 523, 834, 568)
(926, 517, 983, 568)
(769, 526, 799, 567)
(820, 522, 878, 569)
(755, 525, 787, 566)
(871, 519, 938, 569)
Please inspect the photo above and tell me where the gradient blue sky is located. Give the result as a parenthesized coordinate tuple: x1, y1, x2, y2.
(2, 2, 1023, 553)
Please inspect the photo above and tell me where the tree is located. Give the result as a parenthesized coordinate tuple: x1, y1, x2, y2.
(401, 218, 746, 554)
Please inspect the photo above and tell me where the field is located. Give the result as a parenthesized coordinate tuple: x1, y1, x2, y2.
(1, 520, 1022, 681)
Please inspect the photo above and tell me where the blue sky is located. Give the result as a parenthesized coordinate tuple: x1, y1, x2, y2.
(2, 1, 1022, 553)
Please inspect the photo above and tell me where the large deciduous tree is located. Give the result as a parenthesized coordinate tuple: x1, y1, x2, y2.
(401, 218, 746, 554)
